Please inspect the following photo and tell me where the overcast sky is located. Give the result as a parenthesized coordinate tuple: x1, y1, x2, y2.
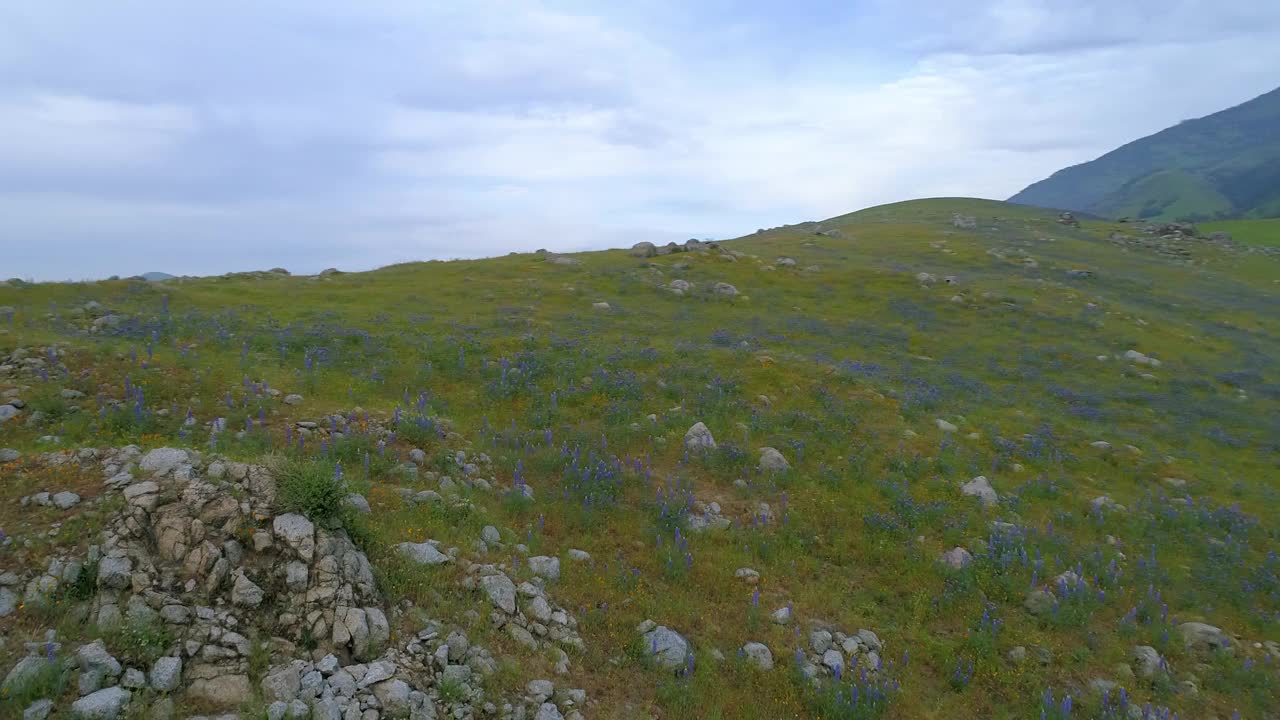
(3, 1, 1279, 281)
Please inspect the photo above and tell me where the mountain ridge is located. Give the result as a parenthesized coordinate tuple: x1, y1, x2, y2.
(1009, 86, 1280, 221)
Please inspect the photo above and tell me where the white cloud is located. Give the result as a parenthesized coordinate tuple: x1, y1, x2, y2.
(2, 0, 1280, 279)
(0, 94, 195, 171)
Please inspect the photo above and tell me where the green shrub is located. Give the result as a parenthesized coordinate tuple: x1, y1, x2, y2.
(103, 617, 172, 666)
(277, 457, 350, 526)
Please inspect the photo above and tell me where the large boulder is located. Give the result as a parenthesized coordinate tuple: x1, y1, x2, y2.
(629, 242, 657, 258)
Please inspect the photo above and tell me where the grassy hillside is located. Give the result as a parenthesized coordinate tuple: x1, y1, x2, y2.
(2, 198, 1278, 719)
(1009, 86, 1280, 222)
(1201, 218, 1280, 248)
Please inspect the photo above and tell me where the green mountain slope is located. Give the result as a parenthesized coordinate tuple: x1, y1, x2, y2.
(2, 199, 1278, 719)
(1010, 86, 1280, 221)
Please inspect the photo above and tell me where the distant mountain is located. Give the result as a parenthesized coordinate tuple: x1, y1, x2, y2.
(141, 272, 176, 282)
(1009, 86, 1280, 222)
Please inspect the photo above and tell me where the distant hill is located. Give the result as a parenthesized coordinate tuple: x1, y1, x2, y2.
(1009, 86, 1280, 222)
(141, 271, 176, 282)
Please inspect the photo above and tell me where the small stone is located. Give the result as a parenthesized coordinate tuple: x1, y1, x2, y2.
(283, 394, 304, 405)
(741, 642, 773, 670)
(1024, 590, 1058, 615)
(683, 422, 717, 451)
(120, 668, 145, 689)
(810, 630, 832, 654)
(231, 571, 265, 607)
(344, 494, 371, 514)
(150, 657, 181, 692)
(24, 699, 54, 720)
(70, 686, 131, 719)
(528, 556, 560, 581)
(757, 447, 790, 473)
(273, 513, 316, 561)
(960, 476, 998, 507)
(770, 606, 792, 625)
(1179, 622, 1232, 654)
(397, 541, 450, 566)
(527, 678, 555, 702)
(940, 547, 973, 569)
(139, 447, 188, 476)
(480, 573, 518, 614)
(935, 418, 958, 432)
(534, 703, 564, 720)
(641, 626, 690, 670)
(52, 491, 82, 509)
(822, 649, 845, 675)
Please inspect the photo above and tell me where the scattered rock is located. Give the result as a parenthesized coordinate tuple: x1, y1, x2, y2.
(641, 625, 690, 671)
(70, 686, 131, 720)
(940, 547, 973, 569)
(139, 447, 188, 476)
(741, 642, 773, 670)
(52, 491, 82, 509)
(480, 573, 518, 614)
(758, 447, 790, 473)
(683, 422, 716, 451)
(1179, 622, 1232, 654)
(528, 556, 561, 581)
(283, 394, 304, 405)
(397, 542, 451, 566)
(1132, 646, 1165, 678)
(150, 657, 181, 692)
(960, 476, 998, 507)
(1024, 590, 1058, 616)
(273, 513, 316, 561)
(629, 242, 657, 258)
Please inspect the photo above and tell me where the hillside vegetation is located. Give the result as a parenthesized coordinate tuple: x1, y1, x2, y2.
(1010, 86, 1280, 222)
(1, 198, 1278, 720)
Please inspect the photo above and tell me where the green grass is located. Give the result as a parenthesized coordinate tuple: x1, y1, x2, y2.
(1201, 218, 1280, 247)
(1, 197, 1278, 719)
